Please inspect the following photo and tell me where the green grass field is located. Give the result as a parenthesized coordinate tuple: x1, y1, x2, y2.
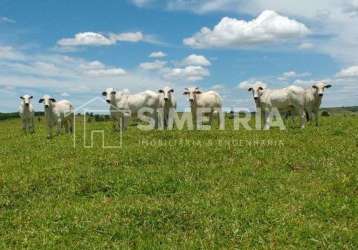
(1, 115, 358, 249)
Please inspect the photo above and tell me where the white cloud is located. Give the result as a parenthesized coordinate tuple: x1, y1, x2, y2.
(182, 54, 211, 66)
(149, 51, 167, 58)
(299, 42, 314, 49)
(0, 46, 25, 60)
(86, 68, 126, 77)
(210, 84, 224, 90)
(57, 31, 144, 47)
(58, 32, 115, 47)
(238, 80, 267, 90)
(61, 92, 70, 97)
(0, 17, 16, 24)
(80, 60, 126, 77)
(109, 32, 143, 42)
(165, 66, 210, 81)
(336, 65, 358, 78)
(277, 71, 311, 81)
(131, 0, 153, 7)
(139, 60, 167, 70)
(184, 10, 310, 49)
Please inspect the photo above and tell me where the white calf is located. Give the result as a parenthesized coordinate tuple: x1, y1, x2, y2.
(39, 95, 74, 138)
(248, 85, 306, 129)
(19, 95, 35, 133)
(304, 82, 332, 126)
(183, 87, 223, 128)
(158, 87, 176, 129)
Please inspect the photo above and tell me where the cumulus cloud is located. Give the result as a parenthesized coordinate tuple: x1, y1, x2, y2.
(131, 0, 153, 7)
(149, 51, 167, 58)
(109, 32, 143, 42)
(336, 65, 358, 78)
(238, 80, 267, 90)
(0, 46, 25, 60)
(184, 10, 310, 48)
(80, 60, 126, 77)
(299, 42, 314, 50)
(182, 54, 211, 66)
(139, 60, 167, 70)
(277, 71, 311, 81)
(164, 66, 210, 81)
(58, 32, 115, 47)
(210, 84, 224, 90)
(0, 16, 16, 24)
(57, 31, 144, 47)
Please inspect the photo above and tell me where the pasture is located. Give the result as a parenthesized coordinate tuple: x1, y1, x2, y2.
(0, 114, 358, 248)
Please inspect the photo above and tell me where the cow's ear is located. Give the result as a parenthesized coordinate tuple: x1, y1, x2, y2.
(248, 88, 253, 92)
(30, 96, 33, 99)
(50, 98, 56, 102)
(195, 90, 202, 94)
(39, 98, 44, 103)
(158, 89, 164, 93)
(102, 91, 106, 96)
(258, 87, 264, 91)
(183, 91, 189, 95)
(325, 84, 332, 89)
(20, 96, 24, 100)
(111, 91, 116, 95)
(312, 85, 318, 89)
(169, 89, 174, 93)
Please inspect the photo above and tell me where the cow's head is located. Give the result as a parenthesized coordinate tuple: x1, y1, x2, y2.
(20, 95, 33, 107)
(158, 87, 174, 102)
(312, 82, 332, 97)
(102, 88, 116, 104)
(248, 85, 265, 101)
(39, 95, 56, 109)
(183, 87, 201, 103)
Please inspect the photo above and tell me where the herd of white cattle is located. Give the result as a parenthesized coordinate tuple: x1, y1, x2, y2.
(19, 82, 331, 138)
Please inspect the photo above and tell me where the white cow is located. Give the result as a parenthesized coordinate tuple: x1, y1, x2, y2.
(102, 88, 125, 131)
(158, 86, 176, 129)
(183, 87, 223, 128)
(304, 82, 332, 126)
(248, 84, 306, 129)
(19, 95, 35, 133)
(102, 88, 161, 131)
(39, 95, 74, 138)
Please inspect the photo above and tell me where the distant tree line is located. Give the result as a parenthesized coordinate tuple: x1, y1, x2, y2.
(0, 112, 44, 121)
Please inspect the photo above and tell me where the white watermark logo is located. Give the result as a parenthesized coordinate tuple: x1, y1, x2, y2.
(73, 97, 287, 149)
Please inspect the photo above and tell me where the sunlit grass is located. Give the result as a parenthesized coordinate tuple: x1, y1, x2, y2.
(0, 115, 357, 248)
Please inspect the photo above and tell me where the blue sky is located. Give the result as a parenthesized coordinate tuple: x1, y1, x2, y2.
(1, 0, 358, 112)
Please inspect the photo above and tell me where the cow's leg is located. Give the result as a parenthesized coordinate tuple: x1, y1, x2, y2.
(305, 110, 311, 122)
(263, 110, 271, 130)
(193, 111, 197, 130)
(22, 119, 27, 132)
(47, 125, 53, 139)
(30, 117, 35, 133)
(314, 110, 319, 127)
(154, 110, 159, 129)
(300, 109, 306, 129)
(64, 120, 69, 133)
(56, 119, 62, 135)
(123, 114, 129, 131)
